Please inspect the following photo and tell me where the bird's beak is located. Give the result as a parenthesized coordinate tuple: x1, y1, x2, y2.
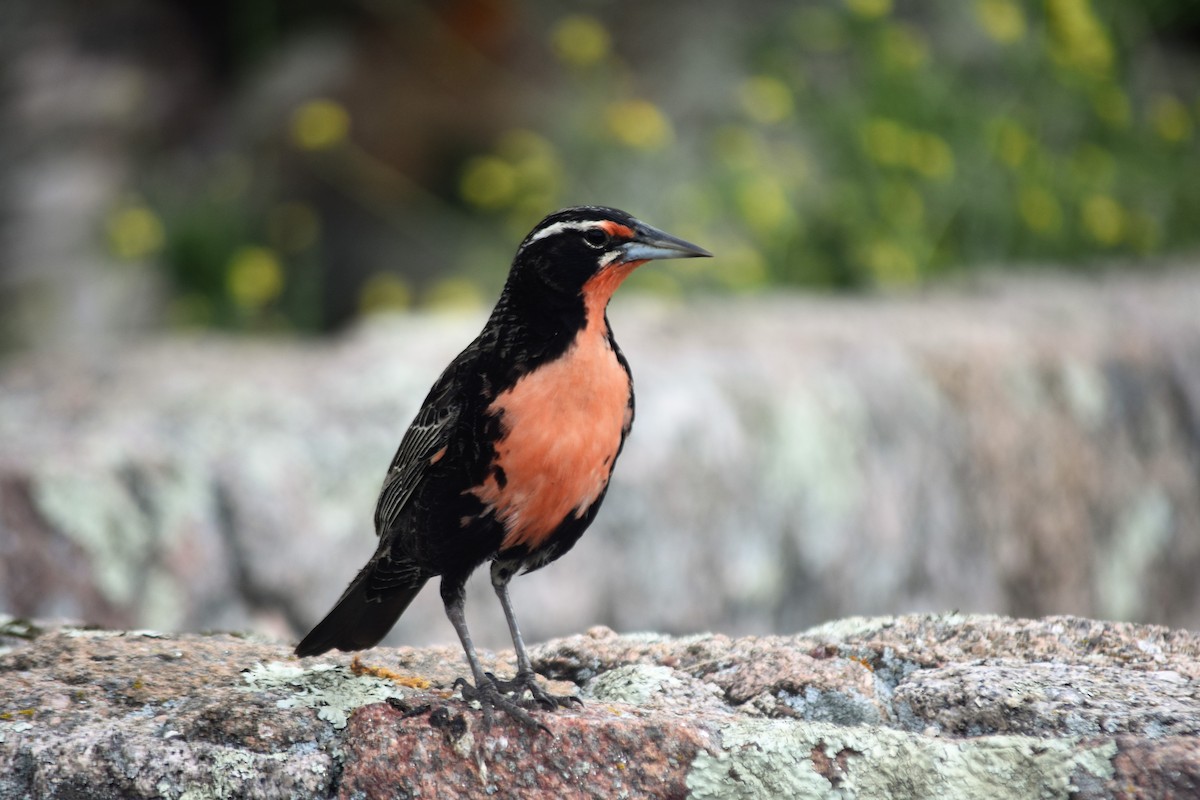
(619, 221, 713, 263)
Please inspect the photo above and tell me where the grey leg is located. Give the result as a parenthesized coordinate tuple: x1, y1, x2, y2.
(489, 563, 582, 710)
(443, 586, 489, 687)
(491, 567, 535, 676)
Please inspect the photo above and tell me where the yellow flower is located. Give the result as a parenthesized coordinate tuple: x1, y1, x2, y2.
(878, 24, 928, 71)
(975, 0, 1026, 44)
(290, 99, 350, 151)
(1018, 186, 1063, 236)
(1150, 95, 1193, 143)
(461, 156, 518, 210)
(908, 133, 955, 180)
(861, 118, 909, 166)
(739, 76, 794, 125)
(605, 100, 673, 150)
(227, 246, 284, 309)
(107, 205, 164, 260)
(861, 239, 918, 286)
(1045, 0, 1113, 78)
(551, 15, 610, 68)
(844, 0, 891, 20)
(736, 174, 793, 235)
(992, 118, 1032, 169)
(1080, 194, 1124, 246)
(424, 277, 483, 311)
(359, 272, 413, 315)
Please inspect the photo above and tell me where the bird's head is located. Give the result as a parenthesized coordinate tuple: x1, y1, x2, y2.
(509, 206, 712, 304)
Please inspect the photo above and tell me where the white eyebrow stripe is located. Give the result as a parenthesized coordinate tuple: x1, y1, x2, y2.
(523, 219, 605, 246)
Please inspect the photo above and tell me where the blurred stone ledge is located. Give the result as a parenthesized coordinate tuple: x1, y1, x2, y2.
(1, 269, 1200, 646)
(0, 613, 1197, 799)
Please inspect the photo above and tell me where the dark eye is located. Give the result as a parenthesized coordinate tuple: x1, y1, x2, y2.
(583, 228, 609, 249)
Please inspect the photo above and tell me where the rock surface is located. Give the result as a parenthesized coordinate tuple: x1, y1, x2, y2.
(2, 271, 1200, 646)
(1, 613, 1198, 799)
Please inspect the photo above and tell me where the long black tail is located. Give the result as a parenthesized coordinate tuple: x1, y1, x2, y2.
(294, 568, 428, 657)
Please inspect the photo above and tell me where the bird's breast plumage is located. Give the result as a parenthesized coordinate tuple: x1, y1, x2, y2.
(470, 323, 631, 553)
(468, 270, 636, 554)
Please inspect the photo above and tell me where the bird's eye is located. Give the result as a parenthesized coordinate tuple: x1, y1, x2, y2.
(583, 228, 610, 249)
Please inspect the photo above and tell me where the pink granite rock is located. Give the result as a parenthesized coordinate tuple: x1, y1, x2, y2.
(2, 613, 1198, 799)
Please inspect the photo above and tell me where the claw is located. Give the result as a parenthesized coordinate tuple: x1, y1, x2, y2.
(454, 675, 551, 733)
(489, 669, 582, 710)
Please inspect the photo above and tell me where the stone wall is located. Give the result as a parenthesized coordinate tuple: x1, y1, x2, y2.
(1, 270, 1198, 647)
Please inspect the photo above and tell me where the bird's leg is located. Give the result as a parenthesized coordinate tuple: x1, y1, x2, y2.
(441, 577, 547, 732)
(489, 564, 582, 709)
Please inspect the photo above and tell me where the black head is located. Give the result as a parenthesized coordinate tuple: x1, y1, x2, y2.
(509, 206, 711, 297)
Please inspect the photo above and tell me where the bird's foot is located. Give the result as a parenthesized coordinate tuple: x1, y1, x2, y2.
(453, 675, 551, 733)
(489, 669, 583, 710)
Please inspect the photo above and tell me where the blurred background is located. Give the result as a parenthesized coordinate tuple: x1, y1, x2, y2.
(1, 0, 1200, 648)
(3, 0, 1200, 347)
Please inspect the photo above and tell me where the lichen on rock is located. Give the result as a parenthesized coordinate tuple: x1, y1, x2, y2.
(240, 661, 409, 729)
(686, 718, 1118, 800)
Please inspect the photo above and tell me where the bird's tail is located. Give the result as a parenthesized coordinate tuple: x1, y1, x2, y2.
(294, 567, 428, 658)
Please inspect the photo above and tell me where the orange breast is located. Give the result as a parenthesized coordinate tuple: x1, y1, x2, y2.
(471, 264, 638, 552)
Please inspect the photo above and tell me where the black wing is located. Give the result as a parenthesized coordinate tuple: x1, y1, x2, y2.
(372, 360, 467, 537)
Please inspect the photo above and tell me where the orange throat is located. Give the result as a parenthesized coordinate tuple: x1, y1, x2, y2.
(582, 259, 644, 320)
(470, 260, 641, 552)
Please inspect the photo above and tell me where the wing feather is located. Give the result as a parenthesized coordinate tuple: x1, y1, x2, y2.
(372, 363, 466, 536)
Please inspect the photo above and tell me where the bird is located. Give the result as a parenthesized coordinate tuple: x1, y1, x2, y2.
(294, 206, 711, 728)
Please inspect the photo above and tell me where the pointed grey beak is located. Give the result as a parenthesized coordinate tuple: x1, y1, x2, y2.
(620, 220, 713, 262)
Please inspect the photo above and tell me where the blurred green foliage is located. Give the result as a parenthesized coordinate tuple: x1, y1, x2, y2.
(106, 0, 1200, 332)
